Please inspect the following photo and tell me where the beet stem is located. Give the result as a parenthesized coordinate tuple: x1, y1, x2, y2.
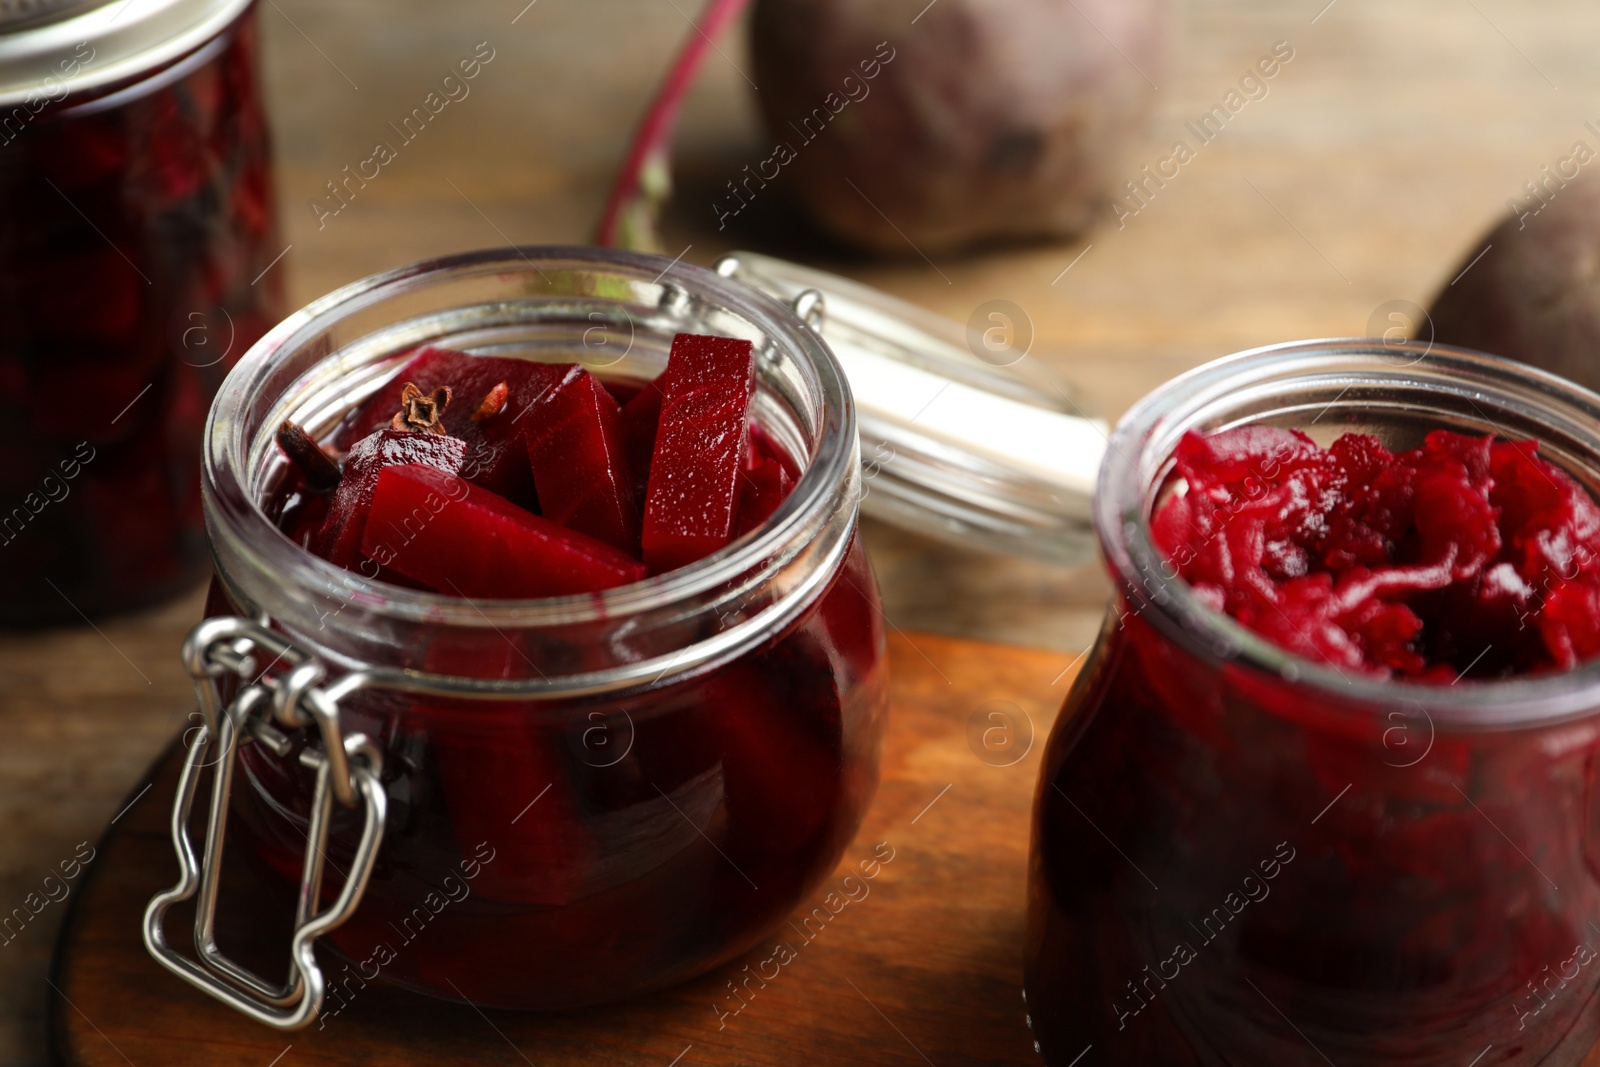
(594, 0, 753, 250)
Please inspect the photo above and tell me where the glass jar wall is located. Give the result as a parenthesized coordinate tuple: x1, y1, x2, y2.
(187, 248, 889, 1013)
(0, 0, 281, 622)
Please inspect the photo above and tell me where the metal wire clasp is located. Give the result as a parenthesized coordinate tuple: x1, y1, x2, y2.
(143, 616, 387, 1031)
(715, 253, 826, 334)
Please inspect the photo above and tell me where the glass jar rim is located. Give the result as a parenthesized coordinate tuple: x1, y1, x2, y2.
(1099, 338, 1600, 729)
(0, 0, 250, 108)
(204, 245, 857, 639)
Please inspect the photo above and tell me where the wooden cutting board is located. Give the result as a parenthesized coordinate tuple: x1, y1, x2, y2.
(49, 632, 1078, 1066)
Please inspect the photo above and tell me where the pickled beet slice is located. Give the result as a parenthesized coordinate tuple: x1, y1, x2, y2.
(363, 464, 646, 597)
(522, 366, 640, 554)
(343, 347, 571, 507)
(618, 379, 663, 507)
(418, 638, 593, 905)
(311, 430, 466, 568)
(641, 333, 755, 573)
(694, 651, 842, 873)
(422, 704, 594, 905)
(733, 456, 794, 537)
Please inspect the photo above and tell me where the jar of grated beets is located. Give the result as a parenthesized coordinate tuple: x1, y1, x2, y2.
(1028, 340, 1600, 1067)
(0, 0, 282, 623)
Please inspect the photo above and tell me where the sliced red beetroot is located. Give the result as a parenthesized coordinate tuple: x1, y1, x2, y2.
(733, 457, 794, 538)
(311, 430, 466, 568)
(746, 423, 799, 477)
(424, 705, 595, 905)
(641, 333, 755, 573)
(362, 464, 646, 598)
(618, 378, 664, 507)
(693, 651, 842, 872)
(343, 348, 571, 507)
(522, 367, 640, 555)
(418, 639, 593, 905)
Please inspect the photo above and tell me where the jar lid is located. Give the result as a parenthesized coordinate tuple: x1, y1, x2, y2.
(0, 0, 249, 107)
(715, 251, 1104, 566)
(0, 0, 104, 32)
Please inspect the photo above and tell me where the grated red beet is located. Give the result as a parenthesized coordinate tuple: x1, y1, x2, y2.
(1153, 427, 1600, 679)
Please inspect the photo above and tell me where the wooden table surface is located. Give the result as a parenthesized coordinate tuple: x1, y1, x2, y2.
(6, 0, 1600, 1061)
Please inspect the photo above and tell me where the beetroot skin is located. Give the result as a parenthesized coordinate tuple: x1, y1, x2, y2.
(1153, 426, 1600, 680)
(748, 0, 1174, 253)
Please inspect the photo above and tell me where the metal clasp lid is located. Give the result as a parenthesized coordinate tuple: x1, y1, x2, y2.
(143, 616, 387, 1031)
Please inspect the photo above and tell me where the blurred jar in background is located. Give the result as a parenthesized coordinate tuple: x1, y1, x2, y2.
(0, 0, 282, 624)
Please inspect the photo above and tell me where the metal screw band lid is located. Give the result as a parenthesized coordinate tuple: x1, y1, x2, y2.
(0, 0, 251, 108)
(0, 0, 110, 32)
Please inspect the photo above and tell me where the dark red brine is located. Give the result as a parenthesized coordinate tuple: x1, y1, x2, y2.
(1028, 416, 1600, 1066)
(0, 1, 281, 623)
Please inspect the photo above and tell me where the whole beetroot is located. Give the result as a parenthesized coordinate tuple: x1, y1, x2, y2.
(1429, 168, 1600, 392)
(747, 0, 1175, 255)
